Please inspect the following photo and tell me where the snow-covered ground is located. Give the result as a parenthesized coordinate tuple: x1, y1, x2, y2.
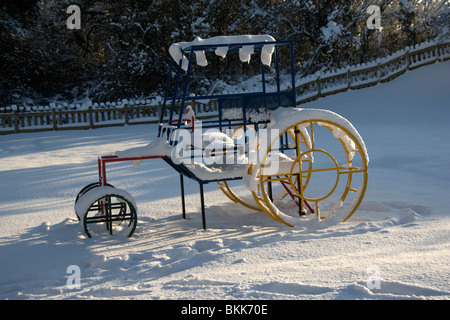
(0, 61, 449, 300)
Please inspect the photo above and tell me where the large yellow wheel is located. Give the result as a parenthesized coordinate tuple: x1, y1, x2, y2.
(250, 109, 369, 226)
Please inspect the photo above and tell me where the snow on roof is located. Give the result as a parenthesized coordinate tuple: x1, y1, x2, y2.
(169, 35, 276, 71)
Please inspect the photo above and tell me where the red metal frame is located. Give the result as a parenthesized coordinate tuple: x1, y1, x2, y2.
(98, 155, 165, 187)
(276, 175, 315, 214)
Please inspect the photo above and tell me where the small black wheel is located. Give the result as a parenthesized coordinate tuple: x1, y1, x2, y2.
(74, 182, 114, 220)
(75, 186, 138, 238)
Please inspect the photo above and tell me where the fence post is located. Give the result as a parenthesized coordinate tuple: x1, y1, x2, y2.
(433, 44, 437, 62)
(406, 49, 411, 70)
(376, 61, 381, 83)
(124, 104, 129, 125)
(436, 43, 444, 62)
(88, 106, 94, 129)
(156, 102, 162, 120)
(13, 110, 19, 133)
(347, 69, 351, 89)
(52, 108, 57, 131)
(316, 76, 321, 98)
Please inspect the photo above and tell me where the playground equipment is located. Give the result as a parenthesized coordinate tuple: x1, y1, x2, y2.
(74, 35, 369, 237)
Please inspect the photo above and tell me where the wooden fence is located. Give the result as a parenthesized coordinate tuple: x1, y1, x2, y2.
(295, 40, 450, 103)
(1, 40, 449, 135)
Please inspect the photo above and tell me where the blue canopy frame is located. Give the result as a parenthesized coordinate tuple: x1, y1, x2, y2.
(158, 40, 297, 139)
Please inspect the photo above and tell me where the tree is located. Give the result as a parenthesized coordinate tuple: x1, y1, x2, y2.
(1, 0, 448, 106)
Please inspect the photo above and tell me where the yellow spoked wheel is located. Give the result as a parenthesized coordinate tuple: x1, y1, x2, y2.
(251, 115, 368, 226)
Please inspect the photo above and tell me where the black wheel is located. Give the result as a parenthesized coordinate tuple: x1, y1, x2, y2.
(75, 186, 138, 238)
(74, 182, 114, 220)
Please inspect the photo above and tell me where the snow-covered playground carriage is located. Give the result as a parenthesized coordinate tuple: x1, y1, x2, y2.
(74, 35, 369, 238)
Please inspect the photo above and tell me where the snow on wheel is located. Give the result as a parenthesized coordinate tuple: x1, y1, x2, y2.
(74, 182, 114, 220)
(247, 108, 369, 226)
(74, 186, 138, 238)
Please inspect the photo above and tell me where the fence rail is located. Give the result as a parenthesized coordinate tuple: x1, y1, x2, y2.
(1, 40, 449, 135)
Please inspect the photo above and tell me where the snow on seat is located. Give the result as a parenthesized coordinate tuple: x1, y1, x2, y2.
(170, 126, 248, 182)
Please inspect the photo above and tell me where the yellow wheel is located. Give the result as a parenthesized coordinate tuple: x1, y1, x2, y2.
(250, 108, 369, 226)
